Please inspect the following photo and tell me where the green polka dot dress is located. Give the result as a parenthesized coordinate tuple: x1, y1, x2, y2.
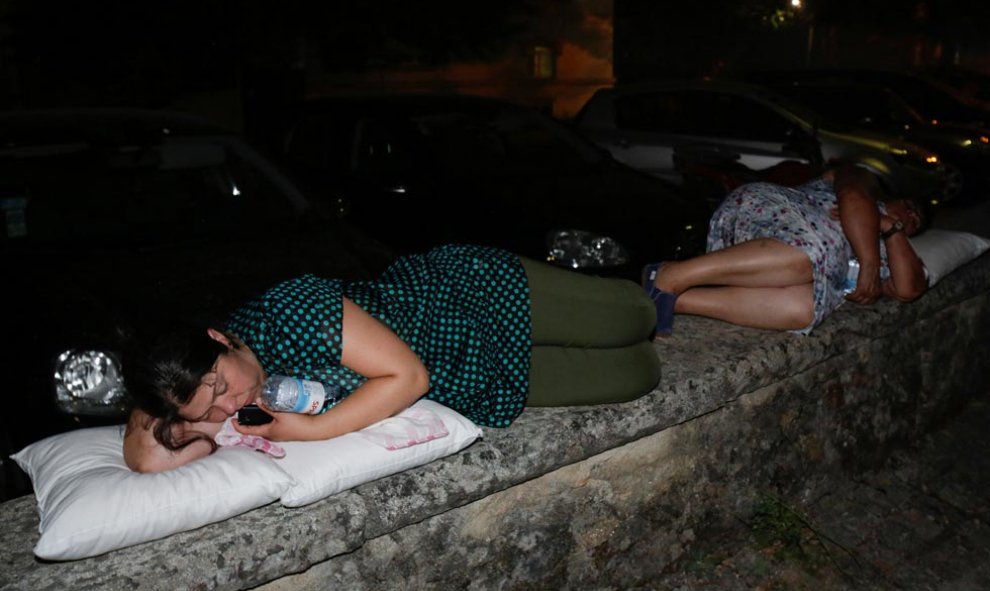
(225, 244, 532, 427)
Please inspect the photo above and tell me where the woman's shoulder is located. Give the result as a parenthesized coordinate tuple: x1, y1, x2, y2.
(387, 244, 523, 275)
(231, 275, 344, 320)
(425, 243, 520, 261)
(267, 274, 343, 297)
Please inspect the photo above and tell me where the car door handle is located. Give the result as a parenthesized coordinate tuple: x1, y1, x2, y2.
(611, 139, 630, 149)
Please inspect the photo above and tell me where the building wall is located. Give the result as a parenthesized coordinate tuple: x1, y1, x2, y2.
(303, 0, 614, 120)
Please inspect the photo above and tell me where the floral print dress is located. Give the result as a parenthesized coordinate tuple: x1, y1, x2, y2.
(706, 177, 888, 334)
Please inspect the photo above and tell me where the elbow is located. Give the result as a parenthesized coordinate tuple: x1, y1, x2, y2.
(409, 363, 431, 398)
(892, 284, 927, 303)
(124, 451, 167, 474)
(397, 356, 430, 399)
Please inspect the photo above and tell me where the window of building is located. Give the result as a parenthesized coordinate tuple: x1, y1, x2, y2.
(531, 46, 555, 79)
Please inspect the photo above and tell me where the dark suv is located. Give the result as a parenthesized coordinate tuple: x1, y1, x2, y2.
(1, 109, 392, 499)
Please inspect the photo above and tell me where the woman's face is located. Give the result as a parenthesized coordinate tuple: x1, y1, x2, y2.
(179, 333, 266, 423)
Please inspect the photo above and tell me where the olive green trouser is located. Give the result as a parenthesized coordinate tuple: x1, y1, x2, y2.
(521, 258, 661, 407)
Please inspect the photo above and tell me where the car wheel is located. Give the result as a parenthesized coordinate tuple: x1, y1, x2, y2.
(941, 163, 964, 203)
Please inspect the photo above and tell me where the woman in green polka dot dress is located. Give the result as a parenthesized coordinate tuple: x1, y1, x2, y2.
(123, 244, 660, 472)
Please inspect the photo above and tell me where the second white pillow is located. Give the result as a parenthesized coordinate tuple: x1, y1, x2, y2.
(278, 399, 482, 507)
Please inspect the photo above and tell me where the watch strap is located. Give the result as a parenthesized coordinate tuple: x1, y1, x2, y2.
(880, 219, 905, 240)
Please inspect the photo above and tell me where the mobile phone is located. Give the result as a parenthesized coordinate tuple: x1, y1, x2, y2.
(237, 404, 273, 426)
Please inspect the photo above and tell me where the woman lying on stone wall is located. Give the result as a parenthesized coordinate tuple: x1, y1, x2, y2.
(123, 244, 662, 472)
(642, 164, 929, 335)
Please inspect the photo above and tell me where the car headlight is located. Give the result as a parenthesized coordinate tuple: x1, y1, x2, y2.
(546, 229, 629, 269)
(961, 136, 990, 152)
(53, 350, 128, 416)
(886, 146, 937, 166)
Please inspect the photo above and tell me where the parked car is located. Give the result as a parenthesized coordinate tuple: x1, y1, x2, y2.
(267, 94, 710, 278)
(764, 80, 990, 204)
(912, 65, 990, 111)
(747, 69, 990, 128)
(0, 109, 393, 500)
(574, 80, 949, 202)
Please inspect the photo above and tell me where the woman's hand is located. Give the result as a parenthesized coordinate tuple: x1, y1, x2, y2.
(879, 212, 928, 302)
(234, 297, 430, 443)
(232, 403, 324, 441)
(833, 165, 885, 306)
(846, 260, 883, 305)
(878, 213, 899, 235)
(123, 409, 221, 473)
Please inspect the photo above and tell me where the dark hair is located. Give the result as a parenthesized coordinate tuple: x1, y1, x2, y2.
(901, 195, 934, 235)
(122, 324, 234, 452)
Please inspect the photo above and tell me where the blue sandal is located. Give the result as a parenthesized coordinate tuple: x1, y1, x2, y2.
(641, 263, 677, 336)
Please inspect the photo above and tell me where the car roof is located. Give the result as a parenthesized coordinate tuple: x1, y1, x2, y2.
(592, 78, 821, 123)
(765, 79, 914, 102)
(0, 108, 231, 147)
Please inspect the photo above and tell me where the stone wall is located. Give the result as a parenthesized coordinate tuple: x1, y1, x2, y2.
(2, 254, 988, 591)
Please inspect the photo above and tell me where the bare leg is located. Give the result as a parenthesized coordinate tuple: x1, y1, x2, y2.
(655, 238, 813, 294)
(676, 284, 815, 330)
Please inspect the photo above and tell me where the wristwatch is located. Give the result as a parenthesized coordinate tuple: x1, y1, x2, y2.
(880, 219, 905, 240)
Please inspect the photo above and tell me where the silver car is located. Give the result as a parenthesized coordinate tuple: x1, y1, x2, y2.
(575, 80, 949, 200)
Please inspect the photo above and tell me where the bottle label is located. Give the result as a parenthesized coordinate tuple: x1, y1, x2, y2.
(290, 377, 327, 414)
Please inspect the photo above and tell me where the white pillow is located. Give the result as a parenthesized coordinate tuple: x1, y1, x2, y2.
(11, 400, 482, 559)
(909, 229, 990, 286)
(11, 425, 294, 561)
(278, 399, 482, 507)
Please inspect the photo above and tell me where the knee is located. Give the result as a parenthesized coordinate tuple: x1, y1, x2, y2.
(784, 295, 815, 330)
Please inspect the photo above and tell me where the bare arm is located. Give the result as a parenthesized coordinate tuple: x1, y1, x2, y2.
(879, 215, 927, 302)
(234, 296, 430, 441)
(123, 409, 222, 473)
(832, 166, 884, 305)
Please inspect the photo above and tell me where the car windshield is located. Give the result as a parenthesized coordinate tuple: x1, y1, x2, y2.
(408, 105, 608, 177)
(882, 76, 971, 119)
(766, 88, 848, 131)
(771, 84, 923, 128)
(0, 136, 306, 247)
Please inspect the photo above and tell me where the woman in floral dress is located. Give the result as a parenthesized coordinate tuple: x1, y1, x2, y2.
(644, 165, 929, 334)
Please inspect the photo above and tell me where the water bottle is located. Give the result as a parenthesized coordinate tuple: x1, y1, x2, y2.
(841, 258, 891, 295)
(841, 259, 859, 295)
(260, 375, 327, 414)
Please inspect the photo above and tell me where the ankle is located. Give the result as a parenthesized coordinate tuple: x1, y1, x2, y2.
(653, 261, 680, 294)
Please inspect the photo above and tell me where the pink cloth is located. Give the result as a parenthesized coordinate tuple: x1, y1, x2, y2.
(213, 406, 449, 456)
(357, 407, 449, 450)
(214, 418, 286, 458)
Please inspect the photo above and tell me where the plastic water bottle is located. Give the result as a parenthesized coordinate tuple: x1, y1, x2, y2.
(260, 375, 327, 414)
(841, 259, 891, 295)
(841, 259, 859, 295)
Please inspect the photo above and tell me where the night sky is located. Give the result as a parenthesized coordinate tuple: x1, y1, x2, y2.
(2, 0, 988, 112)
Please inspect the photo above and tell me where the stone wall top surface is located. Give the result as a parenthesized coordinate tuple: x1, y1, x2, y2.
(2, 254, 988, 591)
